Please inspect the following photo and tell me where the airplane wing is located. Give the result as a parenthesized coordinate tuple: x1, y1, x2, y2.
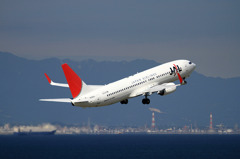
(44, 73, 69, 87)
(129, 82, 179, 98)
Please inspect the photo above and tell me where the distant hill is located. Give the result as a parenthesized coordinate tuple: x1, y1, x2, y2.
(0, 52, 239, 128)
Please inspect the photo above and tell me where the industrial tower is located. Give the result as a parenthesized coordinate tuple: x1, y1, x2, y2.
(152, 112, 155, 129)
(208, 112, 215, 133)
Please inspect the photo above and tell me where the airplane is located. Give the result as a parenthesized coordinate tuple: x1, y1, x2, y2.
(40, 59, 196, 107)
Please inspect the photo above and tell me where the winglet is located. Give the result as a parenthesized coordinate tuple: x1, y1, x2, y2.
(62, 64, 82, 98)
(44, 73, 52, 84)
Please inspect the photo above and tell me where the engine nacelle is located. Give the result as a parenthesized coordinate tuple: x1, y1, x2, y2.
(158, 84, 176, 96)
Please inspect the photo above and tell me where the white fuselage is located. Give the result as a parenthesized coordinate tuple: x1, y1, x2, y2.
(72, 60, 196, 107)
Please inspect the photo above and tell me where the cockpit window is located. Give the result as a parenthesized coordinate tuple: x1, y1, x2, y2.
(189, 61, 192, 64)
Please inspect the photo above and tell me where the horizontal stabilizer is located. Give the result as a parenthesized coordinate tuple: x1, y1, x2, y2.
(39, 98, 72, 103)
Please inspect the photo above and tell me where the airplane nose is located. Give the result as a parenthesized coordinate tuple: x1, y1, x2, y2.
(193, 63, 196, 69)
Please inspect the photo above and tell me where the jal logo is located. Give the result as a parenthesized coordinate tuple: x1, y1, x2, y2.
(170, 65, 182, 76)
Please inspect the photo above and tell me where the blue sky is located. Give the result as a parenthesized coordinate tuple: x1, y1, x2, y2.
(1, 0, 240, 78)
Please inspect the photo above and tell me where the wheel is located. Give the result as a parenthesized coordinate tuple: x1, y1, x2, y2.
(142, 98, 150, 104)
(146, 98, 150, 104)
(142, 98, 146, 104)
(120, 99, 128, 104)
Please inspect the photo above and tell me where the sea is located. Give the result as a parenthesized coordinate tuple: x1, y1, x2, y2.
(0, 134, 240, 159)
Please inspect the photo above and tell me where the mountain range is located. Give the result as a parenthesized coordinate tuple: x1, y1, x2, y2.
(0, 52, 239, 128)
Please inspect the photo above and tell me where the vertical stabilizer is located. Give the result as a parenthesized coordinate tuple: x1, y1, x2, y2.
(62, 64, 82, 98)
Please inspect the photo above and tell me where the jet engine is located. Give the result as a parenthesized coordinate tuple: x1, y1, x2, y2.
(158, 85, 176, 96)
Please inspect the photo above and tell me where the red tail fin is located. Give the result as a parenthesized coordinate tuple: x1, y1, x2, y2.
(62, 64, 82, 98)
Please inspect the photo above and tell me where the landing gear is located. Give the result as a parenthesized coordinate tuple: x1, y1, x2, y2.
(120, 99, 128, 104)
(182, 77, 187, 85)
(142, 98, 150, 104)
(142, 93, 150, 105)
